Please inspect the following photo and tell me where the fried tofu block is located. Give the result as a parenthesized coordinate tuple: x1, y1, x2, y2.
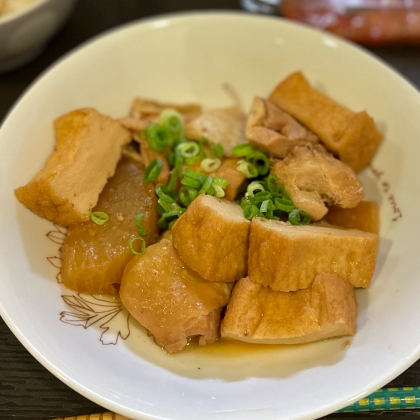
(271, 145, 364, 221)
(120, 239, 232, 353)
(323, 201, 380, 234)
(249, 218, 378, 291)
(246, 97, 321, 158)
(185, 107, 248, 157)
(172, 195, 250, 283)
(269, 72, 383, 172)
(213, 158, 246, 200)
(15, 108, 131, 226)
(221, 274, 356, 344)
(130, 97, 201, 122)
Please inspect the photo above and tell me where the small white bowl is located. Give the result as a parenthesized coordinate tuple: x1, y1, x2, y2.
(0, 0, 76, 72)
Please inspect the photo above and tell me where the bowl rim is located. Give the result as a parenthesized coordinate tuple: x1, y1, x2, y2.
(0, 0, 51, 24)
(2, 10, 420, 420)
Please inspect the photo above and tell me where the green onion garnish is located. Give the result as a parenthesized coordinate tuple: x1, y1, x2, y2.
(157, 207, 186, 230)
(249, 191, 272, 204)
(167, 153, 183, 191)
(129, 237, 146, 255)
(232, 143, 255, 158)
(144, 159, 163, 183)
(274, 197, 294, 213)
(237, 161, 258, 179)
(214, 143, 224, 159)
(244, 205, 261, 220)
(179, 186, 198, 207)
(159, 109, 184, 141)
(289, 209, 311, 225)
(177, 141, 201, 159)
(266, 173, 280, 194)
(146, 123, 171, 153)
(135, 213, 150, 237)
(247, 151, 269, 176)
(247, 181, 265, 197)
(181, 176, 202, 189)
(213, 185, 225, 198)
(260, 200, 271, 213)
(201, 158, 221, 173)
(90, 211, 109, 225)
(199, 176, 214, 194)
(212, 175, 229, 189)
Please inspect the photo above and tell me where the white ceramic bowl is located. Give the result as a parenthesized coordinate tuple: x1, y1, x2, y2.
(0, 0, 76, 72)
(1, 12, 420, 420)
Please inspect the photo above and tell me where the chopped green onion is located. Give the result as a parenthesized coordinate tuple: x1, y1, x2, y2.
(244, 205, 260, 220)
(199, 137, 214, 157)
(249, 191, 272, 204)
(232, 143, 254, 158)
(199, 176, 214, 194)
(181, 176, 202, 189)
(201, 158, 221, 172)
(157, 207, 186, 230)
(266, 173, 280, 194)
(212, 175, 229, 189)
(214, 143, 225, 159)
(90, 211, 109, 225)
(144, 159, 163, 183)
(179, 186, 198, 207)
(183, 167, 204, 181)
(158, 198, 172, 213)
(274, 198, 294, 213)
(247, 181, 265, 197)
(135, 213, 150, 237)
(260, 200, 271, 213)
(236, 161, 258, 178)
(177, 141, 201, 159)
(213, 185, 225, 198)
(247, 151, 269, 176)
(129, 237, 146, 255)
(155, 185, 177, 202)
(146, 123, 171, 153)
(159, 109, 184, 141)
(167, 153, 183, 191)
(289, 209, 311, 225)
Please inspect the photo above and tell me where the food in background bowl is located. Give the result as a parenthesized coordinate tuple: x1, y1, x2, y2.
(0, 0, 39, 18)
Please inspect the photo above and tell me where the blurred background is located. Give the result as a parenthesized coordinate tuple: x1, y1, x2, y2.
(1, 1, 420, 420)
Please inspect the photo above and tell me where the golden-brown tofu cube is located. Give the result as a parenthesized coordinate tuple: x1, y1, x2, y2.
(323, 201, 380, 234)
(269, 72, 383, 172)
(172, 195, 250, 283)
(249, 218, 378, 291)
(120, 239, 232, 353)
(221, 274, 357, 344)
(15, 108, 131, 226)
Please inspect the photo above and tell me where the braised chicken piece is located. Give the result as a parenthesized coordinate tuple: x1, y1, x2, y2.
(185, 107, 248, 156)
(246, 97, 322, 158)
(248, 218, 378, 292)
(15, 108, 131, 226)
(269, 71, 383, 172)
(323, 201, 380, 234)
(172, 195, 250, 283)
(221, 274, 356, 344)
(61, 157, 158, 294)
(271, 145, 364, 221)
(120, 239, 232, 353)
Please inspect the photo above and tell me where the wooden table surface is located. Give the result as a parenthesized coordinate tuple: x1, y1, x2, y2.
(1, 1, 420, 419)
